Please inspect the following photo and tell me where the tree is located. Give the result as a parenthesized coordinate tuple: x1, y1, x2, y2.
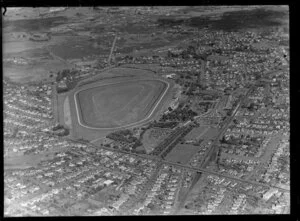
(167, 50, 173, 58)
(248, 103, 255, 111)
(187, 45, 196, 55)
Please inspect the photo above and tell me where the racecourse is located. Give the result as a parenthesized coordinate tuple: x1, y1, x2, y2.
(73, 78, 170, 130)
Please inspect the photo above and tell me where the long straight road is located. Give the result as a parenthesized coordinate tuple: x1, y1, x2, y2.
(68, 82, 289, 193)
(161, 159, 289, 193)
(108, 35, 118, 66)
(72, 137, 289, 193)
(119, 162, 163, 215)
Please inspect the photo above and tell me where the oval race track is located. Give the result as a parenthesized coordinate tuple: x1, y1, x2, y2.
(73, 78, 170, 130)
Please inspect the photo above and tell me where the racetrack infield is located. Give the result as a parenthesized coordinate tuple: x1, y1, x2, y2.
(59, 67, 175, 141)
(76, 79, 168, 129)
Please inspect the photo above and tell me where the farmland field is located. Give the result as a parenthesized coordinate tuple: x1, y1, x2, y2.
(3, 16, 69, 32)
(3, 59, 73, 83)
(76, 79, 168, 129)
(49, 37, 110, 60)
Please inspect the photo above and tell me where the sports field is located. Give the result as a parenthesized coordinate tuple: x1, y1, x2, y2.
(165, 144, 200, 165)
(185, 126, 210, 140)
(75, 79, 168, 129)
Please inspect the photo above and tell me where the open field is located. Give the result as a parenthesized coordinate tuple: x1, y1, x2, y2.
(3, 59, 73, 83)
(57, 93, 67, 125)
(3, 35, 74, 83)
(3, 31, 67, 54)
(4, 40, 48, 54)
(157, 7, 288, 33)
(63, 96, 72, 129)
(165, 144, 200, 165)
(186, 126, 219, 140)
(185, 125, 219, 142)
(3, 7, 101, 21)
(185, 126, 211, 140)
(4, 149, 64, 169)
(4, 47, 53, 60)
(48, 37, 110, 60)
(4, 15, 68, 32)
(201, 127, 219, 140)
(120, 63, 163, 73)
(77, 66, 159, 86)
(76, 79, 167, 129)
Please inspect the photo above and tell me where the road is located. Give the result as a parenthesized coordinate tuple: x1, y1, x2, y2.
(72, 137, 289, 193)
(8, 161, 129, 210)
(71, 138, 159, 162)
(45, 78, 289, 194)
(159, 159, 289, 193)
(69, 81, 289, 193)
(108, 35, 118, 66)
(199, 86, 255, 168)
(193, 96, 221, 120)
(118, 162, 163, 215)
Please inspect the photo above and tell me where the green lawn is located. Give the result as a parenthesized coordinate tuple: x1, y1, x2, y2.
(165, 144, 200, 165)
